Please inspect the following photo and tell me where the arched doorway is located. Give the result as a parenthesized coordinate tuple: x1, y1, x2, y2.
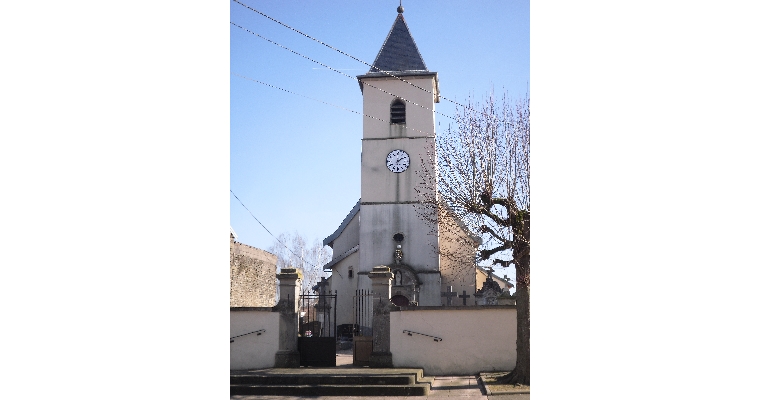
(390, 294, 409, 307)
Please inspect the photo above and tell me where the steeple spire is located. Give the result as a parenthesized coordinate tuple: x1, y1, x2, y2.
(368, 7, 427, 73)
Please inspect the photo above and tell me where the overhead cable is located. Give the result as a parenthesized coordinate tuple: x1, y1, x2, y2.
(232, 73, 435, 137)
(231, 0, 471, 111)
(230, 189, 323, 271)
(230, 22, 453, 121)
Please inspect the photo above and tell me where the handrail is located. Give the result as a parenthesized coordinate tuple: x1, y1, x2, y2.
(230, 329, 265, 343)
(402, 329, 442, 342)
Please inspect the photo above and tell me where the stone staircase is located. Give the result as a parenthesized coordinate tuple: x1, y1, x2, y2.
(230, 367, 433, 396)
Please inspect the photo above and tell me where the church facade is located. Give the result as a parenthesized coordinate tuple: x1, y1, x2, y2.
(322, 8, 480, 326)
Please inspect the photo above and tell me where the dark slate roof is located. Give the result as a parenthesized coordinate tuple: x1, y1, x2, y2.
(369, 13, 427, 73)
(322, 199, 361, 247)
(323, 244, 359, 271)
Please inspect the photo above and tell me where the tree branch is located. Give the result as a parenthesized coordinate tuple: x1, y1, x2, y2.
(479, 243, 511, 261)
(479, 224, 511, 246)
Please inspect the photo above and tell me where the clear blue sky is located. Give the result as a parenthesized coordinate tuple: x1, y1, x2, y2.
(230, 0, 530, 266)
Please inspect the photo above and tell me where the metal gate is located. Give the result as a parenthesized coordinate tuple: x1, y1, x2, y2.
(298, 290, 337, 367)
(352, 289, 374, 366)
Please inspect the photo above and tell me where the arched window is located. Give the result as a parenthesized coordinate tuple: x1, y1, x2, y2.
(390, 99, 405, 124)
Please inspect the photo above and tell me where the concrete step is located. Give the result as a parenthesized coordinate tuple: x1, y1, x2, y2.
(231, 374, 415, 385)
(230, 368, 432, 397)
(230, 383, 430, 396)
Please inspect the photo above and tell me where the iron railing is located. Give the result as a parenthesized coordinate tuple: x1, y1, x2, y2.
(352, 289, 373, 337)
(230, 329, 265, 343)
(402, 330, 442, 342)
(299, 290, 337, 338)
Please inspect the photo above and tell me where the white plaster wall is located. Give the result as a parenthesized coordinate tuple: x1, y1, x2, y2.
(329, 251, 361, 326)
(361, 75, 437, 139)
(361, 137, 434, 203)
(332, 212, 360, 257)
(359, 76, 436, 205)
(390, 308, 517, 375)
(416, 272, 442, 306)
(359, 204, 439, 273)
(357, 73, 440, 305)
(230, 310, 280, 370)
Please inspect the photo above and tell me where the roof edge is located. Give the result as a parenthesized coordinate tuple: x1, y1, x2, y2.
(370, 15, 428, 72)
(323, 244, 359, 271)
(322, 199, 361, 247)
(356, 72, 439, 102)
(356, 71, 437, 80)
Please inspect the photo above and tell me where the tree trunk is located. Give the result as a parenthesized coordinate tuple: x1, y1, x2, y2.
(502, 252, 529, 385)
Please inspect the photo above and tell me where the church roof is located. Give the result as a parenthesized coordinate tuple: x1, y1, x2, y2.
(323, 199, 361, 247)
(322, 244, 359, 271)
(368, 12, 427, 74)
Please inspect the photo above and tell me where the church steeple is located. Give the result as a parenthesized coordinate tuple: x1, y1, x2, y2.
(368, 7, 427, 73)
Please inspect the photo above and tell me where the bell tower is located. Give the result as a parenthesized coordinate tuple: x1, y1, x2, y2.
(355, 6, 442, 306)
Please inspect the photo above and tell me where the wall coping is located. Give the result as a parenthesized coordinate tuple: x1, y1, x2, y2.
(230, 307, 273, 312)
(232, 241, 276, 258)
(393, 304, 516, 312)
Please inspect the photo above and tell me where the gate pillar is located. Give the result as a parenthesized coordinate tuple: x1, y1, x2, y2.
(368, 265, 394, 368)
(273, 268, 301, 368)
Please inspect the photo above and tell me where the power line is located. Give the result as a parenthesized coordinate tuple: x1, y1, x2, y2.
(230, 21, 453, 121)
(231, 6, 515, 126)
(232, 0, 471, 111)
(232, 73, 436, 138)
(230, 189, 324, 271)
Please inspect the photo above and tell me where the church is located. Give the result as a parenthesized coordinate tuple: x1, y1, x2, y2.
(321, 6, 491, 327)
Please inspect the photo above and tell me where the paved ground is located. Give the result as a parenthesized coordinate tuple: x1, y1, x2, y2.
(230, 383, 529, 399)
(231, 348, 529, 399)
(231, 376, 529, 399)
(230, 373, 529, 399)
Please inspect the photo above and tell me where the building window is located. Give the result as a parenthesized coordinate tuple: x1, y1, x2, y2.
(390, 99, 405, 124)
(348, 267, 354, 278)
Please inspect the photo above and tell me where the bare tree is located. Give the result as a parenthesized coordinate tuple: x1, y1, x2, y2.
(416, 93, 530, 385)
(268, 232, 332, 296)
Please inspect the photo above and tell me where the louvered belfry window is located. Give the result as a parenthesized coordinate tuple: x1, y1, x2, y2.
(390, 99, 406, 124)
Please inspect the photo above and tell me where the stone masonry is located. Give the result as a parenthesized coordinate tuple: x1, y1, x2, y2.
(230, 233, 277, 307)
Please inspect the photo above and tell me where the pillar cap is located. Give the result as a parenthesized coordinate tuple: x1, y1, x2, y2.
(277, 268, 303, 280)
(369, 265, 393, 278)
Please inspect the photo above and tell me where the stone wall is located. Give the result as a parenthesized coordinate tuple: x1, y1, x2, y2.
(230, 235, 277, 307)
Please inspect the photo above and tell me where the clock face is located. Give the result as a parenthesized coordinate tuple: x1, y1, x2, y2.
(386, 149, 410, 173)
